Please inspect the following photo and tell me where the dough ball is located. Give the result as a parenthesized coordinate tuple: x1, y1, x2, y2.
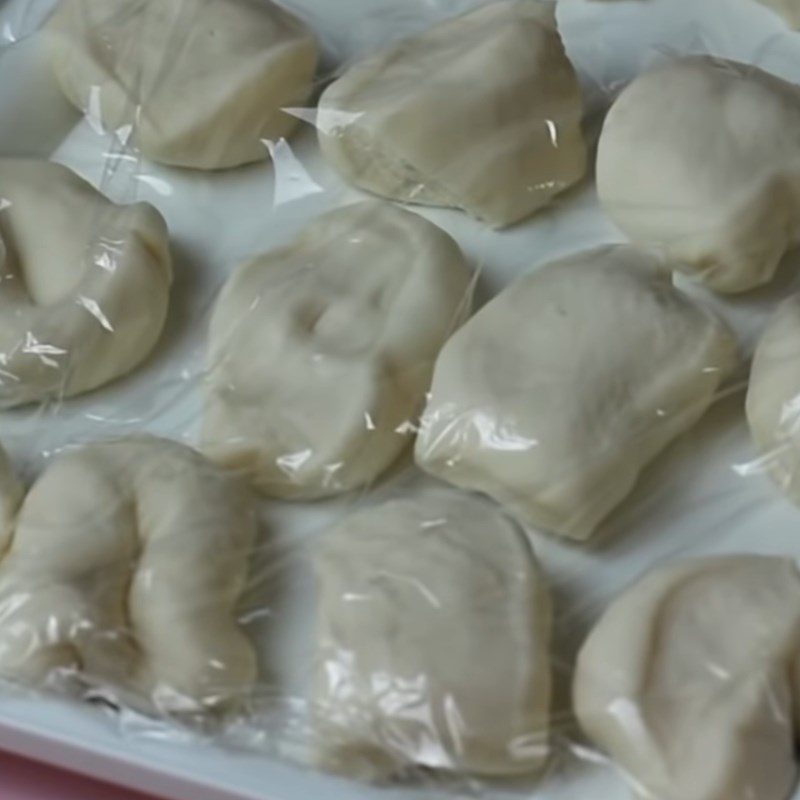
(313, 491, 552, 779)
(0, 437, 256, 714)
(597, 56, 800, 293)
(755, 0, 800, 27)
(415, 245, 738, 540)
(46, 0, 318, 170)
(0, 159, 171, 407)
(746, 293, 800, 502)
(316, 0, 586, 228)
(574, 555, 800, 800)
(0, 445, 23, 557)
(202, 201, 472, 499)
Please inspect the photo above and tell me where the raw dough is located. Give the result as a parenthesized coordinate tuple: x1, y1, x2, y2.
(746, 293, 800, 503)
(415, 245, 738, 540)
(202, 201, 472, 499)
(573, 555, 800, 800)
(316, 0, 586, 228)
(597, 56, 800, 293)
(755, 0, 800, 26)
(0, 437, 256, 714)
(0, 159, 171, 407)
(0, 445, 23, 556)
(47, 0, 318, 169)
(313, 491, 552, 778)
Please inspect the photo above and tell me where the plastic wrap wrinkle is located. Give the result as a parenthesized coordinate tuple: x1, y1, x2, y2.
(4, 1, 800, 800)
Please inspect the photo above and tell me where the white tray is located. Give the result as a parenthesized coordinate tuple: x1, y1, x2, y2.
(2, 0, 800, 798)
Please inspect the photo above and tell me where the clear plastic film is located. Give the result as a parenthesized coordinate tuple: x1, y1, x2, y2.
(3, 1, 800, 800)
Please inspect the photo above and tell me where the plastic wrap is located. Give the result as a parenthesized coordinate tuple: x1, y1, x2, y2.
(3, 1, 800, 800)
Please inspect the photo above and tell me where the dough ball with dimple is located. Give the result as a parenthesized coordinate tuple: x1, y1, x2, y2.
(415, 245, 738, 540)
(313, 491, 552, 779)
(316, 0, 586, 228)
(746, 293, 800, 503)
(202, 201, 472, 499)
(597, 56, 800, 293)
(46, 0, 318, 170)
(0, 159, 171, 407)
(0, 437, 257, 714)
(574, 555, 800, 800)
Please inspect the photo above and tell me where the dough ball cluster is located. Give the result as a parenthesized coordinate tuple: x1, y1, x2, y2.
(6, 1, 800, 797)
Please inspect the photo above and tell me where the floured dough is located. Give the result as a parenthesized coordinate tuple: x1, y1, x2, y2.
(313, 491, 551, 779)
(0, 159, 171, 407)
(755, 0, 800, 26)
(573, 555, 800, 800)
(0, 437, 256, 713)
(746, 293, 800, 503)
(316, 0, 586, 228)
(415, 246, 738, 540)
(47, 0, 318, 169)
(202, 201, 472, 499)
(597, 56, 800, 293)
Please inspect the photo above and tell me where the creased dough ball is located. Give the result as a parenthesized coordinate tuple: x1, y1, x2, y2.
(47, 0, 318, 170)
(746, 294, 800, 502)
(597, 56, 800, 294)
(755, 0, 800, 27)
(0, 159, 171, 407)
(313, 491, 552, 779)
(0, 437, 256, 714)
(202, 201, 472, 499)
(574, 556, 800, 800)
(316, 0, 586, 228)
(415, 246, 738, 540)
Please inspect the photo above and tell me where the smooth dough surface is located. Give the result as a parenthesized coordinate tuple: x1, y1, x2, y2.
(415, 246, 738, 540)
(597, 56, 800, 293)
(313, 491, 551, 779)
(202, 201, 472, 499)
(47, 0, 318, 169)
(0, 159, 171, 407)
(756, 0, 800, 26)
(746, 293, 800, 503)
(316, 0, 586, 228)
(574, 556, 800, 800)
(0, 437, 256, 713)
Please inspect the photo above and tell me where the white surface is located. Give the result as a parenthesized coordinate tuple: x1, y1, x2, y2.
(1, 0, 800, 799)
